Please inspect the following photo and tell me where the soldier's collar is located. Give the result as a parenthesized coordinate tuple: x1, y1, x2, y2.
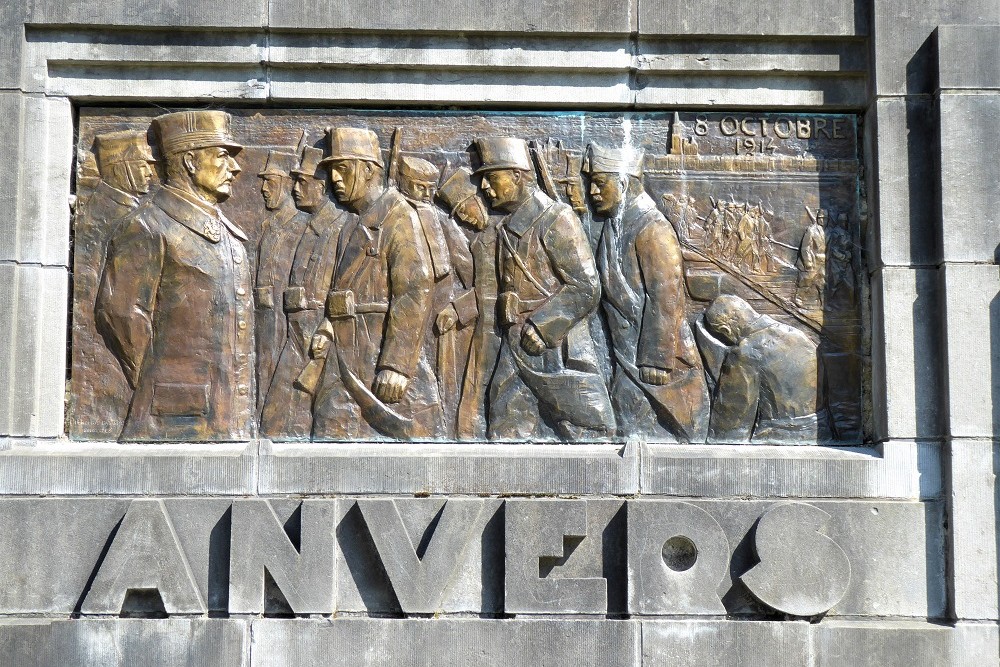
(503, 188, 550, 237)
(621, 190, 657, 223)
(156, 185, 248, 243)
(359, 187, 402, 230)
(95, 179, 139, 208)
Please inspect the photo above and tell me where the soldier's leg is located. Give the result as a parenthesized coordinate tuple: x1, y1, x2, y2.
(486, 346, 541, 440)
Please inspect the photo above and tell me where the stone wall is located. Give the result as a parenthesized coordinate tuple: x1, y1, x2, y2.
(0, 1, 998, 665)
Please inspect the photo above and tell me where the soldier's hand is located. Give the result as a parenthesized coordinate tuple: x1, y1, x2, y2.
(436, 304, 458, 334)
(374, 369, 409, 404)
(640, 366, 672, 385)
(520, 324, 546, 356)
(310, 334, 330, 359)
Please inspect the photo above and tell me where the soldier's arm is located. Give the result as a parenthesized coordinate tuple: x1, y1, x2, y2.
(635, 219, 684, 371)
(528, 208, 600, 348)
(95, 216, 164, 388)
(378, 206, 434, 378)
(708, 350, 759, 442)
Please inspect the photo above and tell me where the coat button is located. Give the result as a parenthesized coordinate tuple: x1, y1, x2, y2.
(238, 384, 248, 396)
(238, 321, 247, 330)
(233, 255, 243, 264)
(237, 287, 246, 296)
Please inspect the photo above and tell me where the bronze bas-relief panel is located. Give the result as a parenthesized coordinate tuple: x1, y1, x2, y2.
(69, 109, 862, 444)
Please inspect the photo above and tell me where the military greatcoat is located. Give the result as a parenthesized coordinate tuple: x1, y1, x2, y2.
(597, 191, 710, 442)
(488, 188, 615, 440)
(312, 187, 443, 440)
(95, 185, 254, 441)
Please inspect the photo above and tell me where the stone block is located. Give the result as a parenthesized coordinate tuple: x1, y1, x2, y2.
(504, 499, 618, 615)
(250, 618, 640, 667)
(939, 93, 1000, 263)
(0, 499, 129, 614)
(641, 441, 928, 499)
(872, 0, 1000, 96)
(26, 0, 266, 28)
(815, 620, 1000, 666)
(0, 265, 67, 438)
(269, 0, 632, 33)
(0, 440, 256, 495)
(641, 620, 812, 667)
(53, 619, 249, 667)
(258, 441, 638, 496)
(639, 0, 865, 37)
(229, 499, 338, 614)
(0, 5, 24, 88)
(871, 267, 944, 441)
(866, 98, 940, 268)
(947, 439, 999, 620)
(22, 29, 267, 96)
(633, 73, 866, 109)
(937, 25, 1000, 90)
(942, 263, 1000, 438)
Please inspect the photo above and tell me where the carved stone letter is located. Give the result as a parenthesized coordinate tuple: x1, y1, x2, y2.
(504, 499, 607, 614)
(81, 499, 206, 614)
(229, 499, 337, 614)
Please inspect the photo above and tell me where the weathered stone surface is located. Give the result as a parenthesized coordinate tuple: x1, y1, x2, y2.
(269, 0, 632, 33)
(628, 501, 729, 615)
(505, 499, 616, 615)
(0, 5, 24, 89)
(814, 620, 1000, 666)
(229, 499, 337, 614)
(947, 439, 1000, 620)
(641, 620, 812, 667)
(0, 265, 67, 438)
(871, 267, 944, 441)
(942, 264, 1000, 438)
(0, 440, 256, 495)
(639, 0, 865, 37)
(250, 618, 640, 667)
(641, 441, 932, 499)
(0, 93, 22, 249)
(937, 25, 1000, 89)
(866, 98, 940, 268)
(26, 0, 266, 28)
(165, 499, 239, 612)
(0, 499, 129, 614)
(6, 94, 72, 266)
(633, 74, 866, 109)
(938, 93, 1000, 263)
(872, 0, 1000, 96)
(81, 500, 207, 615)
(355, 498, 502, 614)
(259, 441, 638, 496)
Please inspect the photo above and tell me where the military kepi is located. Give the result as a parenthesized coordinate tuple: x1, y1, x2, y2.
(291, 146, 325, 178)
(474, 137, 533, 174)
(320, 127, 384, 167)
(437, 167, 479, 211)
(154, 110, 243, 156)
(258, 149, 298, 178)
(93, 130, 155, 170)
(582, 142, 645, 178)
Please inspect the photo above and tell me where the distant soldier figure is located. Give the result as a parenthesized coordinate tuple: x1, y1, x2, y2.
(71, 130, 156, 437)
(826, 212, 855, 304)
(794, 207, 828, 308)
(260, 144, 353, 438)
(703, 295, 830, 443)
(397, 156, 476, 434)
(311, 128, 443, 439)
(254, 148, 308, 415)
(96, 110, 253, 441)
(477, 137, 615, 440)
(587, 145, 710, 442)
(703, 198, 726, 255)
(435, 167, 500, 439)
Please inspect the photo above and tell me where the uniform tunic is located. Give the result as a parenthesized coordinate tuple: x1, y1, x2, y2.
(96, 185, 254, 441)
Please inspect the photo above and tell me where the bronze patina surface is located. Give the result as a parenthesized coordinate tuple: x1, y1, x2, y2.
(69, 110, 862, 444)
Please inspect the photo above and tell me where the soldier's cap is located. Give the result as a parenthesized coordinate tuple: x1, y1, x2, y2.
(398, 155, 440, 184)
(93, 130, 156, 172)
(318, 127, 384, 168)
(473, 137, 533, 174)
(291, 146, 326, 178)
(436, 167, 479, 210)
(258, 149, 298, 178)
(582, 143, 645, 178)
(153, 110, 243, 157)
